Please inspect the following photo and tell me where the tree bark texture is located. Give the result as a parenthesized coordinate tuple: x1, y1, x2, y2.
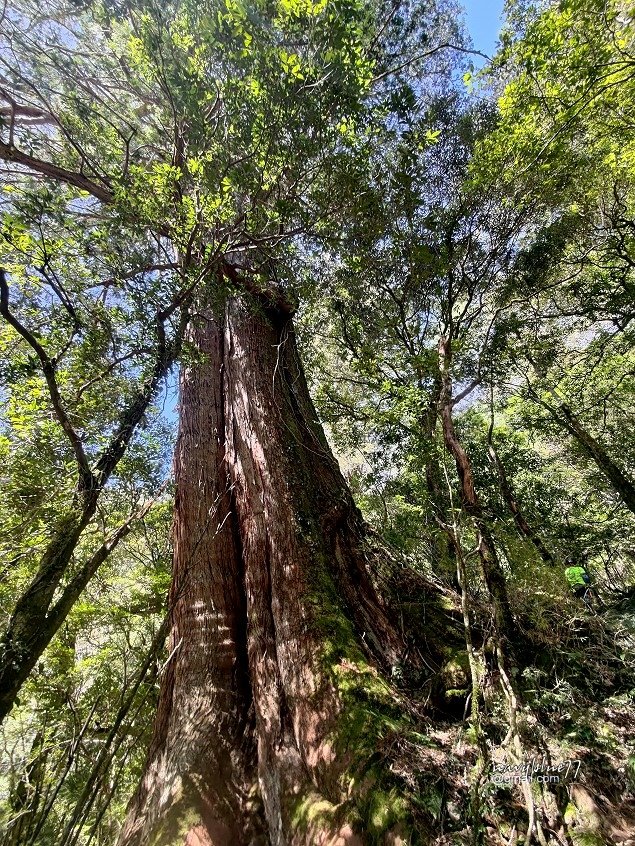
(118, 297, 425, 846)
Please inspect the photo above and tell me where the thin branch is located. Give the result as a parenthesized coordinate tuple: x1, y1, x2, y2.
(372, 43, 491, 83)
(0, 268, 93, 488)
(452, 376, 481, 407)
(46, 482, 169, 628)
(92, 288, 191, 487)
(75, 349, 151, 400)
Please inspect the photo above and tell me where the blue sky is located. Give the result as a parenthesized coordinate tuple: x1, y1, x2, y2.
(462, 0, 505, 58)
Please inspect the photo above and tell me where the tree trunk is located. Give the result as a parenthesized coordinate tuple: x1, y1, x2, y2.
(0, 500, 98, 723)
(421, 375, 456, 581)
(2, 731, 47, 846)
(486, 440, 555, 566)
(118, 296, 421, 846)
(557, 403, 635, 515)
(438, 336, 517, 651)
(526, 368, 635, 516)
(116, 311, 265, 846)
(0, 311, 184, 726)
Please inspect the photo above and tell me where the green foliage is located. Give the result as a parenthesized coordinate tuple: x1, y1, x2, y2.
(0, 498, 171, 844)
(2, 0, 635, 841)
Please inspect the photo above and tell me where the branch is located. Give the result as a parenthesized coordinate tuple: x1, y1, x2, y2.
(0, 268, 94, 489)
(372, 43, 491, 83)
(221, 259, 296, 317)
(46, 482, 169, 627)
(97, 263, 180, 289)
(75, 349, 152, 399)
(0, 103, 55, 125)
(0, 142, 113, 202)
(92, 291, 191, 487)
(452, 376, 481, 407)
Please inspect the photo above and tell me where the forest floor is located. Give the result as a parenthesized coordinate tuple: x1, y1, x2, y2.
(381, 582, 635, 845)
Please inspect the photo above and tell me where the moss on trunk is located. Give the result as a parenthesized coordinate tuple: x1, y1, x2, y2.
(118, 293, 453, 846)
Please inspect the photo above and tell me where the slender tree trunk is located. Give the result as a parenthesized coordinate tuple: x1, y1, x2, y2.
(2, 731, 47, 846)
(0, 314, 184, 725)
(486, 440, 555, 566)
(57, 620, 169, 846)
(118, 295, 417, 846)
(526, 365, 635, 516)
(557, 403, 635, 515)
(421, 375, 455, 580)
(438, 336, 517, 650)
(0, 499, 98, 723)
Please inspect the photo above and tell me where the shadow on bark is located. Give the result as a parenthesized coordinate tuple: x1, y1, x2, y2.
(118, 295, 466, 846)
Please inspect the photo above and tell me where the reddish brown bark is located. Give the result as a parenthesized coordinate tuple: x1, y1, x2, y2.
(117, 315, 265, 846)
(118, 295, 412, 846)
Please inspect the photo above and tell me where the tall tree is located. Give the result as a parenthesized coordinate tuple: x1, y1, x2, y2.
(309, 100, 524, 650)
(0, 0, 471, 840)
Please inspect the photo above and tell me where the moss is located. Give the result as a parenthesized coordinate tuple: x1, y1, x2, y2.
(406, 729, 434, 747)
(147, 801, 200, 846)
(290, 792, 364, 842)
(412, 783, 444, 820)
(367, 788, 409, 833)
(291, 795, 338, 830)
(570, 831, 609, 846)
(303, 550, 441, 843)
(445, 687, 469, 699)
(329, 653, 407, 756)
(463, 724, 480, 745)
(441, 652, 469, 680)
(321, 658, 433, 844)
(438, 595, 458, 611)
(595, 722, 619, 750)
(308, 558, 410, 763)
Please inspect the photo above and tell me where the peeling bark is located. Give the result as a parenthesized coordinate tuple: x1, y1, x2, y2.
(119, 296, 418, 846)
